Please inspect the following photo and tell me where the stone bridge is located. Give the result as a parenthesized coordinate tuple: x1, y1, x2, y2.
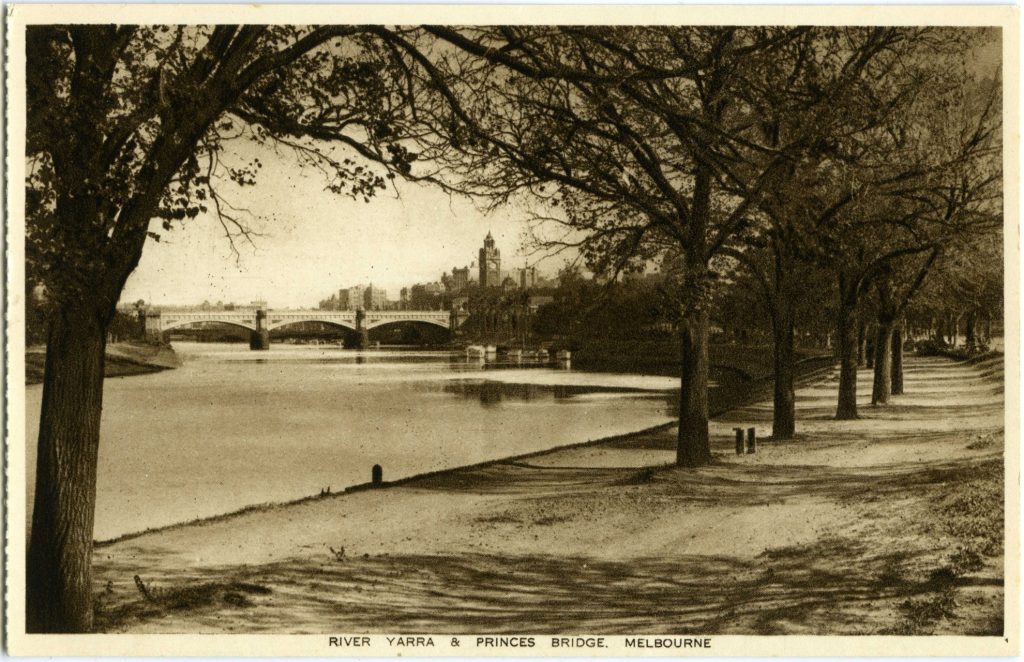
(146, 307, 466, 349)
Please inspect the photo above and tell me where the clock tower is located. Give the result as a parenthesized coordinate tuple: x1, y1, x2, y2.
(479, 231, 501, 288)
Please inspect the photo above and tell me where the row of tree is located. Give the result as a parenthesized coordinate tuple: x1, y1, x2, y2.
(25, 25, 1000, 631)
(411, 27, 1000, 444)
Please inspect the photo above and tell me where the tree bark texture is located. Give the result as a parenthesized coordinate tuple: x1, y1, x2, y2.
(871, 323, 894, 404)
(835, 297, 860, 420)
(771, 309, 796, 439)
(857, 320, 867, 367)
(26, 305, 108, 632)
(891, 321, 904, 395)
(965, 312, 977, 352)
(677, 309, 712, 466)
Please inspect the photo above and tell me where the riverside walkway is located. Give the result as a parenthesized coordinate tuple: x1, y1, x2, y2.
(94, 355, 1004, 635)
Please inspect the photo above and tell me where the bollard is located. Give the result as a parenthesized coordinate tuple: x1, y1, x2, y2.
(734, 428, 745, 455)
(372, 464, 383, 486)
(747, 427, 757, 454)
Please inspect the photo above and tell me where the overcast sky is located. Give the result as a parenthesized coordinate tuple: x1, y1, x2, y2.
(120, 136, 559, 309)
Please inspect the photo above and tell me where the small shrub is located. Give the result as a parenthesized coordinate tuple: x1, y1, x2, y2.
(914, 338, 951, 356)
(948, 548, 985, 576)
(916, 338, 992, 360)
(892, 590, 958, 634)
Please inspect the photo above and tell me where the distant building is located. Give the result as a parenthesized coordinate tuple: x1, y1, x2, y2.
(515, 266, 537, 289)
(337, 289, 351, 310)
(479, 231, 501, 288)
(501, 275, 518, 292)
(345, 285, 366, 310)
(451, 266, 471, 292)
(364, 284, 387, 310)
(409, 282, 444, 309)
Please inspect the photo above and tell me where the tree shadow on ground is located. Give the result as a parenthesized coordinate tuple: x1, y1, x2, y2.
(94, 537, 1002, 634)
(408, 449, 1000, 511)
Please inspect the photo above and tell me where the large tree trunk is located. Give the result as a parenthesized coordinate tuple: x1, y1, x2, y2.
(27, 303, 108, 632)
(965, 312, 977, 352)
(771, 309, 796, 439)
(677, 309, 712, 466)
(676, 163, 712, 468)
(891, 321, 904, 395)
(871, 322, 894, 405)
(835, 296, 860, 420)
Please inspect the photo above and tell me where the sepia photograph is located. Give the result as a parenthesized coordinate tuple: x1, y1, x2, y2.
(4, 4, 1018, 656)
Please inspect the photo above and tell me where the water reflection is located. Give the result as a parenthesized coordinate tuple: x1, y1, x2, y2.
(209, 348, 568, 373)
(441, 378, 675, 412)
(25, 342, 680, 539)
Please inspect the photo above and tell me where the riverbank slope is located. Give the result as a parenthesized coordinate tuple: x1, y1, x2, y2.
(25, 341, 179, 385)
(92, 354, 1004, 635)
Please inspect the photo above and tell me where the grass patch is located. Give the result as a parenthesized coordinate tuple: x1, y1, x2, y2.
(889, 589, 959, 635)
(966, 432, 999, 450)
(475, 512, 522, 525)
(95, 576, 273, 631)
(940, 458, 1003, 557)
(533, 514, 573, 526)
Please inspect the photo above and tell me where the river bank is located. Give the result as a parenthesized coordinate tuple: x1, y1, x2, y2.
(557, 338, 830, 379)
(90, 353, 1004, 635)
(25, 341, 179, 385)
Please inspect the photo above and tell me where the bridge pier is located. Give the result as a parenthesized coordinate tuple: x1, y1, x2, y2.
(249, 329, 270, 350)
(250, 309, 270, 350)
(355, 309, 369, 349)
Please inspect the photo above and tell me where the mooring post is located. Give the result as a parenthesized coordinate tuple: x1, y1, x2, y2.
(371, 464, 383, 486)
(747, 427, 757, 454)
(734, 428, 745, 455)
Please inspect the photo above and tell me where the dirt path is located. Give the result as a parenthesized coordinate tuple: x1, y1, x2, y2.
(93, 355, 1005, 635)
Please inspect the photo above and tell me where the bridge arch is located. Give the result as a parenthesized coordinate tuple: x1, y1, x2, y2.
(366, 318, 452, 345)
(365, 318, 449, 331)
(265, 318, 357, 333)
(160, 318, 256, 333)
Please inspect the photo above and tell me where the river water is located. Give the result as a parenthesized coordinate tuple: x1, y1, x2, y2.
(26, 342, 678, 540)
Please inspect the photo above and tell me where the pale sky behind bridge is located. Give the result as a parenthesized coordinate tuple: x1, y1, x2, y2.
(120, 136, 561, 309)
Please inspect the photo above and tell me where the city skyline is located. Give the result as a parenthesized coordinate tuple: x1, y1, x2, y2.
(119, 134, 565, 308)
(127, 222, 557, 310)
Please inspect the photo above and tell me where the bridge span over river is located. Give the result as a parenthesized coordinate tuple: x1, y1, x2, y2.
(146, 307, 467, 349)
